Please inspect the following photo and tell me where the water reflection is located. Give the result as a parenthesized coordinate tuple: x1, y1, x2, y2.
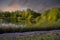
(0, 18, 26, 27)
(0, 23, 26, 28)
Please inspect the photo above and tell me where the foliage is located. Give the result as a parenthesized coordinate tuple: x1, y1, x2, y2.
(0, 7, 60, 32)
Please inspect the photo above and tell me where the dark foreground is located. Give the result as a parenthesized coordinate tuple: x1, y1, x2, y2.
(0, 30, 60, 40)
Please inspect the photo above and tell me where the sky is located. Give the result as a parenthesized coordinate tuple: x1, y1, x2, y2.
(0, 0, 60, 12)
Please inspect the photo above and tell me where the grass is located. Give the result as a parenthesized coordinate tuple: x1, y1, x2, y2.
(17, 33, 60, 40)
(0, 30, 60, 40)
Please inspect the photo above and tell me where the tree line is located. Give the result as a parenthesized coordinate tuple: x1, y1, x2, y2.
(0, 7, 60, 33)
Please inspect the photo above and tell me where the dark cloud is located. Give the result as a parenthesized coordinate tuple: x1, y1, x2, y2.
(0, 0, 60, 12)
(0, 0, 12, 7)
(8, 0, 19, 6)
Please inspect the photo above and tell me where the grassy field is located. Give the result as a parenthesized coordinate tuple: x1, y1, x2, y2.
(0, 30, 60, 40)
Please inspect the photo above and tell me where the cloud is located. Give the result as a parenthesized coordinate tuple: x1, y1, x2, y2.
(1, 4, 22, 11)
(0, 0, 60, 12)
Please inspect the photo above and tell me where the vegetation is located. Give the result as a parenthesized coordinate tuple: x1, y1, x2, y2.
(0, 30, 60, 40)
(0, 7, 60, 33)
(17, 33, 60, 40)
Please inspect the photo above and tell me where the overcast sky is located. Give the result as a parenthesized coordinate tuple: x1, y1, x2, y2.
(0, 0, 60, 12)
